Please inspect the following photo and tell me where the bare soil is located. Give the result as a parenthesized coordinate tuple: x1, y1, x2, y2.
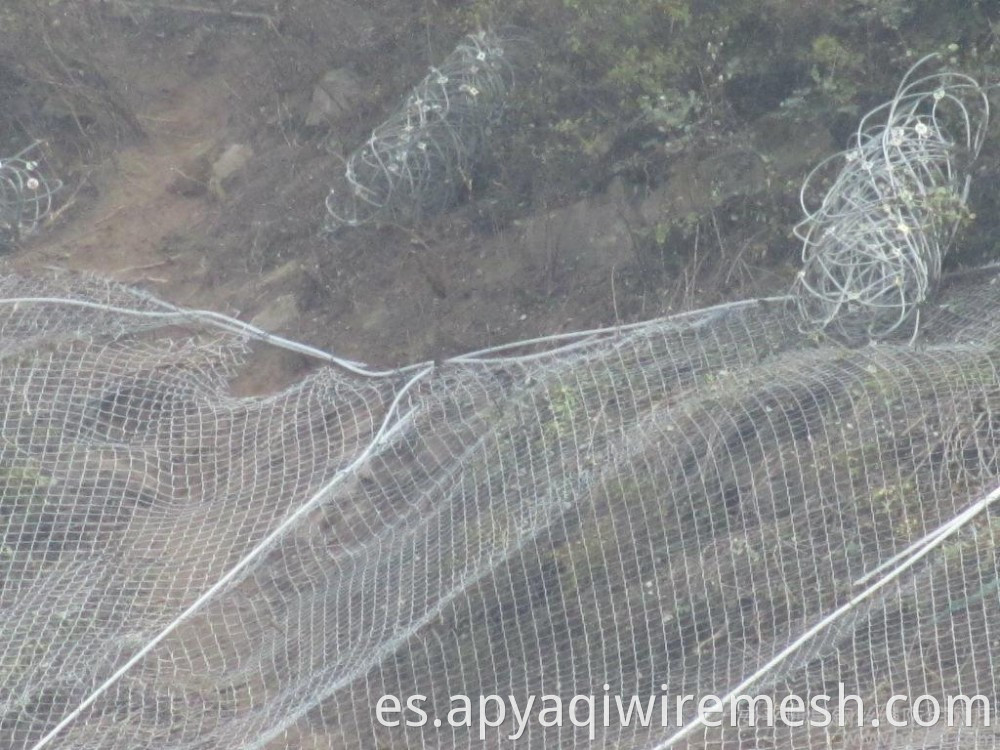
(7, 5, 794, 377)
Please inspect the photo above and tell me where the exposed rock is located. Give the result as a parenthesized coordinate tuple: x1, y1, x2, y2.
(751, 112, 835, 176)
(519, 177, 635, 272)
(209, 143, 254, 200)
(638, 147, 769, 226)
(258, 259, 305, 288)
(167, 142, 253, 200)
(304, 68, 364, 127)
(251, 293, 299, 332)
(166, 145, 214, 197)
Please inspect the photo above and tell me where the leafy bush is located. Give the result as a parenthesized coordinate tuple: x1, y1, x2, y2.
(436, 0, 997, 221)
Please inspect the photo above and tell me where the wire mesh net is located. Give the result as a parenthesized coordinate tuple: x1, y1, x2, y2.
(324, 30, 514, 231)
(0, 143, 62, 249)
(1, 264, 1000, 749)
(792, 56, 989, 342)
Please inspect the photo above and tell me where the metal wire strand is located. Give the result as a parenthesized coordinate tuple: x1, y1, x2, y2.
(325, 30, 514, 231)
(0, 141, 62, 247)
(792, 55, 989, 342)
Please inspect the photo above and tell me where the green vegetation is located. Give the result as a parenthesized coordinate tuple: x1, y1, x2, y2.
(423, 0, 1000, 278)
(0, 462, 53, 553)
(2, 0, 996, 284)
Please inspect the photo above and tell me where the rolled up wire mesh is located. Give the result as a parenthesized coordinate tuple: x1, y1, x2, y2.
(0, 142, 62, 248)
(792, 55, 989, 342)
(325, 30, 513, 230)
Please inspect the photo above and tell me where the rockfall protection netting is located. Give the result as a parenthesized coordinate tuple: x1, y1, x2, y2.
(2, 267, 1000, 749)
(324, 30, 513, 231)
(0, 143, 61, 250)
(792, 55, 989, 342)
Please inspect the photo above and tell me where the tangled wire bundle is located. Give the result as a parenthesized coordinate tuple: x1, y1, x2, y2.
(793, 56, 989, 341)
(0, 142, 61, 249)
(325, 30, 513, 231)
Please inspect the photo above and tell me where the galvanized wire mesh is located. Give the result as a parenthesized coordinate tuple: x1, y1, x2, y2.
(792, 56, 989, 342)
(1, 266, 1000, 749)
(324, 30, 513, 231)
(0, 142, 62, 249)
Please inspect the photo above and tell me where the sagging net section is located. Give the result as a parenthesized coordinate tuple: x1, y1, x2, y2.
(1, 268, 1000, 749)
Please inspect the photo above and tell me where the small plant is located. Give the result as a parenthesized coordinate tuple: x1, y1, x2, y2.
(546, 383, 580, 438)
(0, 461, 53, 549)
(805, 34, 864, 111)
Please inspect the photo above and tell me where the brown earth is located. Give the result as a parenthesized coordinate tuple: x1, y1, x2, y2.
(7, 6, 798, 379)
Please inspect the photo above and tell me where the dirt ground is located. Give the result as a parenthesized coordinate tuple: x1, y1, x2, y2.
(3, 1, 999, 383)
(2, 3, 810, 385)
(3, 5, 808, 378)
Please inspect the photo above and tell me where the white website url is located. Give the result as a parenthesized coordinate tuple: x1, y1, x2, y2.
(375, 684, 992, 740)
